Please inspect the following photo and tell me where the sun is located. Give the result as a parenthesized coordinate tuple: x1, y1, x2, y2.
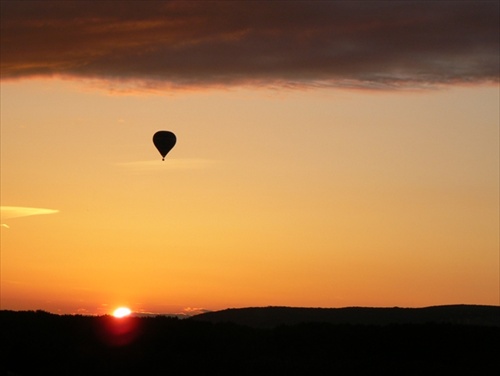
(112, 307, 132, 318)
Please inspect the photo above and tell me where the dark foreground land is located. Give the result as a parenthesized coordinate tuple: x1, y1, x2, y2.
(1, 305, 499, 375)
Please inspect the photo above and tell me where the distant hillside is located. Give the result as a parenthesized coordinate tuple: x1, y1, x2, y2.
(2, 309, 499, 375)
(191, 305, 500, 328)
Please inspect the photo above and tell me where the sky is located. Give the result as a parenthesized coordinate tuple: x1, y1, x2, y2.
(1, 1, 499, 316)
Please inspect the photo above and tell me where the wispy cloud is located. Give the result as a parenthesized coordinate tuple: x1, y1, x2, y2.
(116, 159, 217, 172)
(182, 307, 211, 316)
(1, 1, 498, 90)
(1, 206, 59, 227)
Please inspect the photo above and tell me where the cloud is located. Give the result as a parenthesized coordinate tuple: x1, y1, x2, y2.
(182, 307, 212, 316)
(1, 206, 59, 227)
(1, 1, 498, 90)
(117, 159, 217, 172)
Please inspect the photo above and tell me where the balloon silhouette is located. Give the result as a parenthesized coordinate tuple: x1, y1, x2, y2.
(153, 131, 176, 161)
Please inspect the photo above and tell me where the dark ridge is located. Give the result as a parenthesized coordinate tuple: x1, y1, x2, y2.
(1, 308, 499, 375)
(191, 304, 500, 328)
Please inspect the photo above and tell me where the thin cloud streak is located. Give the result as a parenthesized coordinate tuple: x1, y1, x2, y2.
(1, 206, 59, 228)
(1, 206, 60, 220)
(1, 1, 498, 90)
(117, 159, 217, 172)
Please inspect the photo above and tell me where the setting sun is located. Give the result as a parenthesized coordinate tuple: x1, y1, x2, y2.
(112, 307, 132, 318)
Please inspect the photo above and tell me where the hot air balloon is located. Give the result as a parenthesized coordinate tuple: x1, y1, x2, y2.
(153, 131, 176, 161)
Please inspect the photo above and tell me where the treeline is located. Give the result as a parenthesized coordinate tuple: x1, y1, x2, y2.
(1, 310, 499, 375)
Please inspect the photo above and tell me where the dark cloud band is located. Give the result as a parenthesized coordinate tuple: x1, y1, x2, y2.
(1, 1, 498, 89)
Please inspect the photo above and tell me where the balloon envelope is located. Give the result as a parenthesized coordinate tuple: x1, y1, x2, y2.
(153, 131, 176, 161)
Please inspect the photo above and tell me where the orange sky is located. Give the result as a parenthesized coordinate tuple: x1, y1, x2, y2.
(1, 2, 499, 315)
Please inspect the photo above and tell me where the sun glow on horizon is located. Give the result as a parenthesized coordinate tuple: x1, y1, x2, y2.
(112, 307, 132, 318)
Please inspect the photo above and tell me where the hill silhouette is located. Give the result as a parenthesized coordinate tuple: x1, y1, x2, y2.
(191, 304, 500, 328)
(1, 306, 499, 375)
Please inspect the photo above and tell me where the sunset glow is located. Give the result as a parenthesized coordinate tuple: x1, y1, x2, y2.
(112, 307, 132, 318)
(0, 2, 498, 315)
